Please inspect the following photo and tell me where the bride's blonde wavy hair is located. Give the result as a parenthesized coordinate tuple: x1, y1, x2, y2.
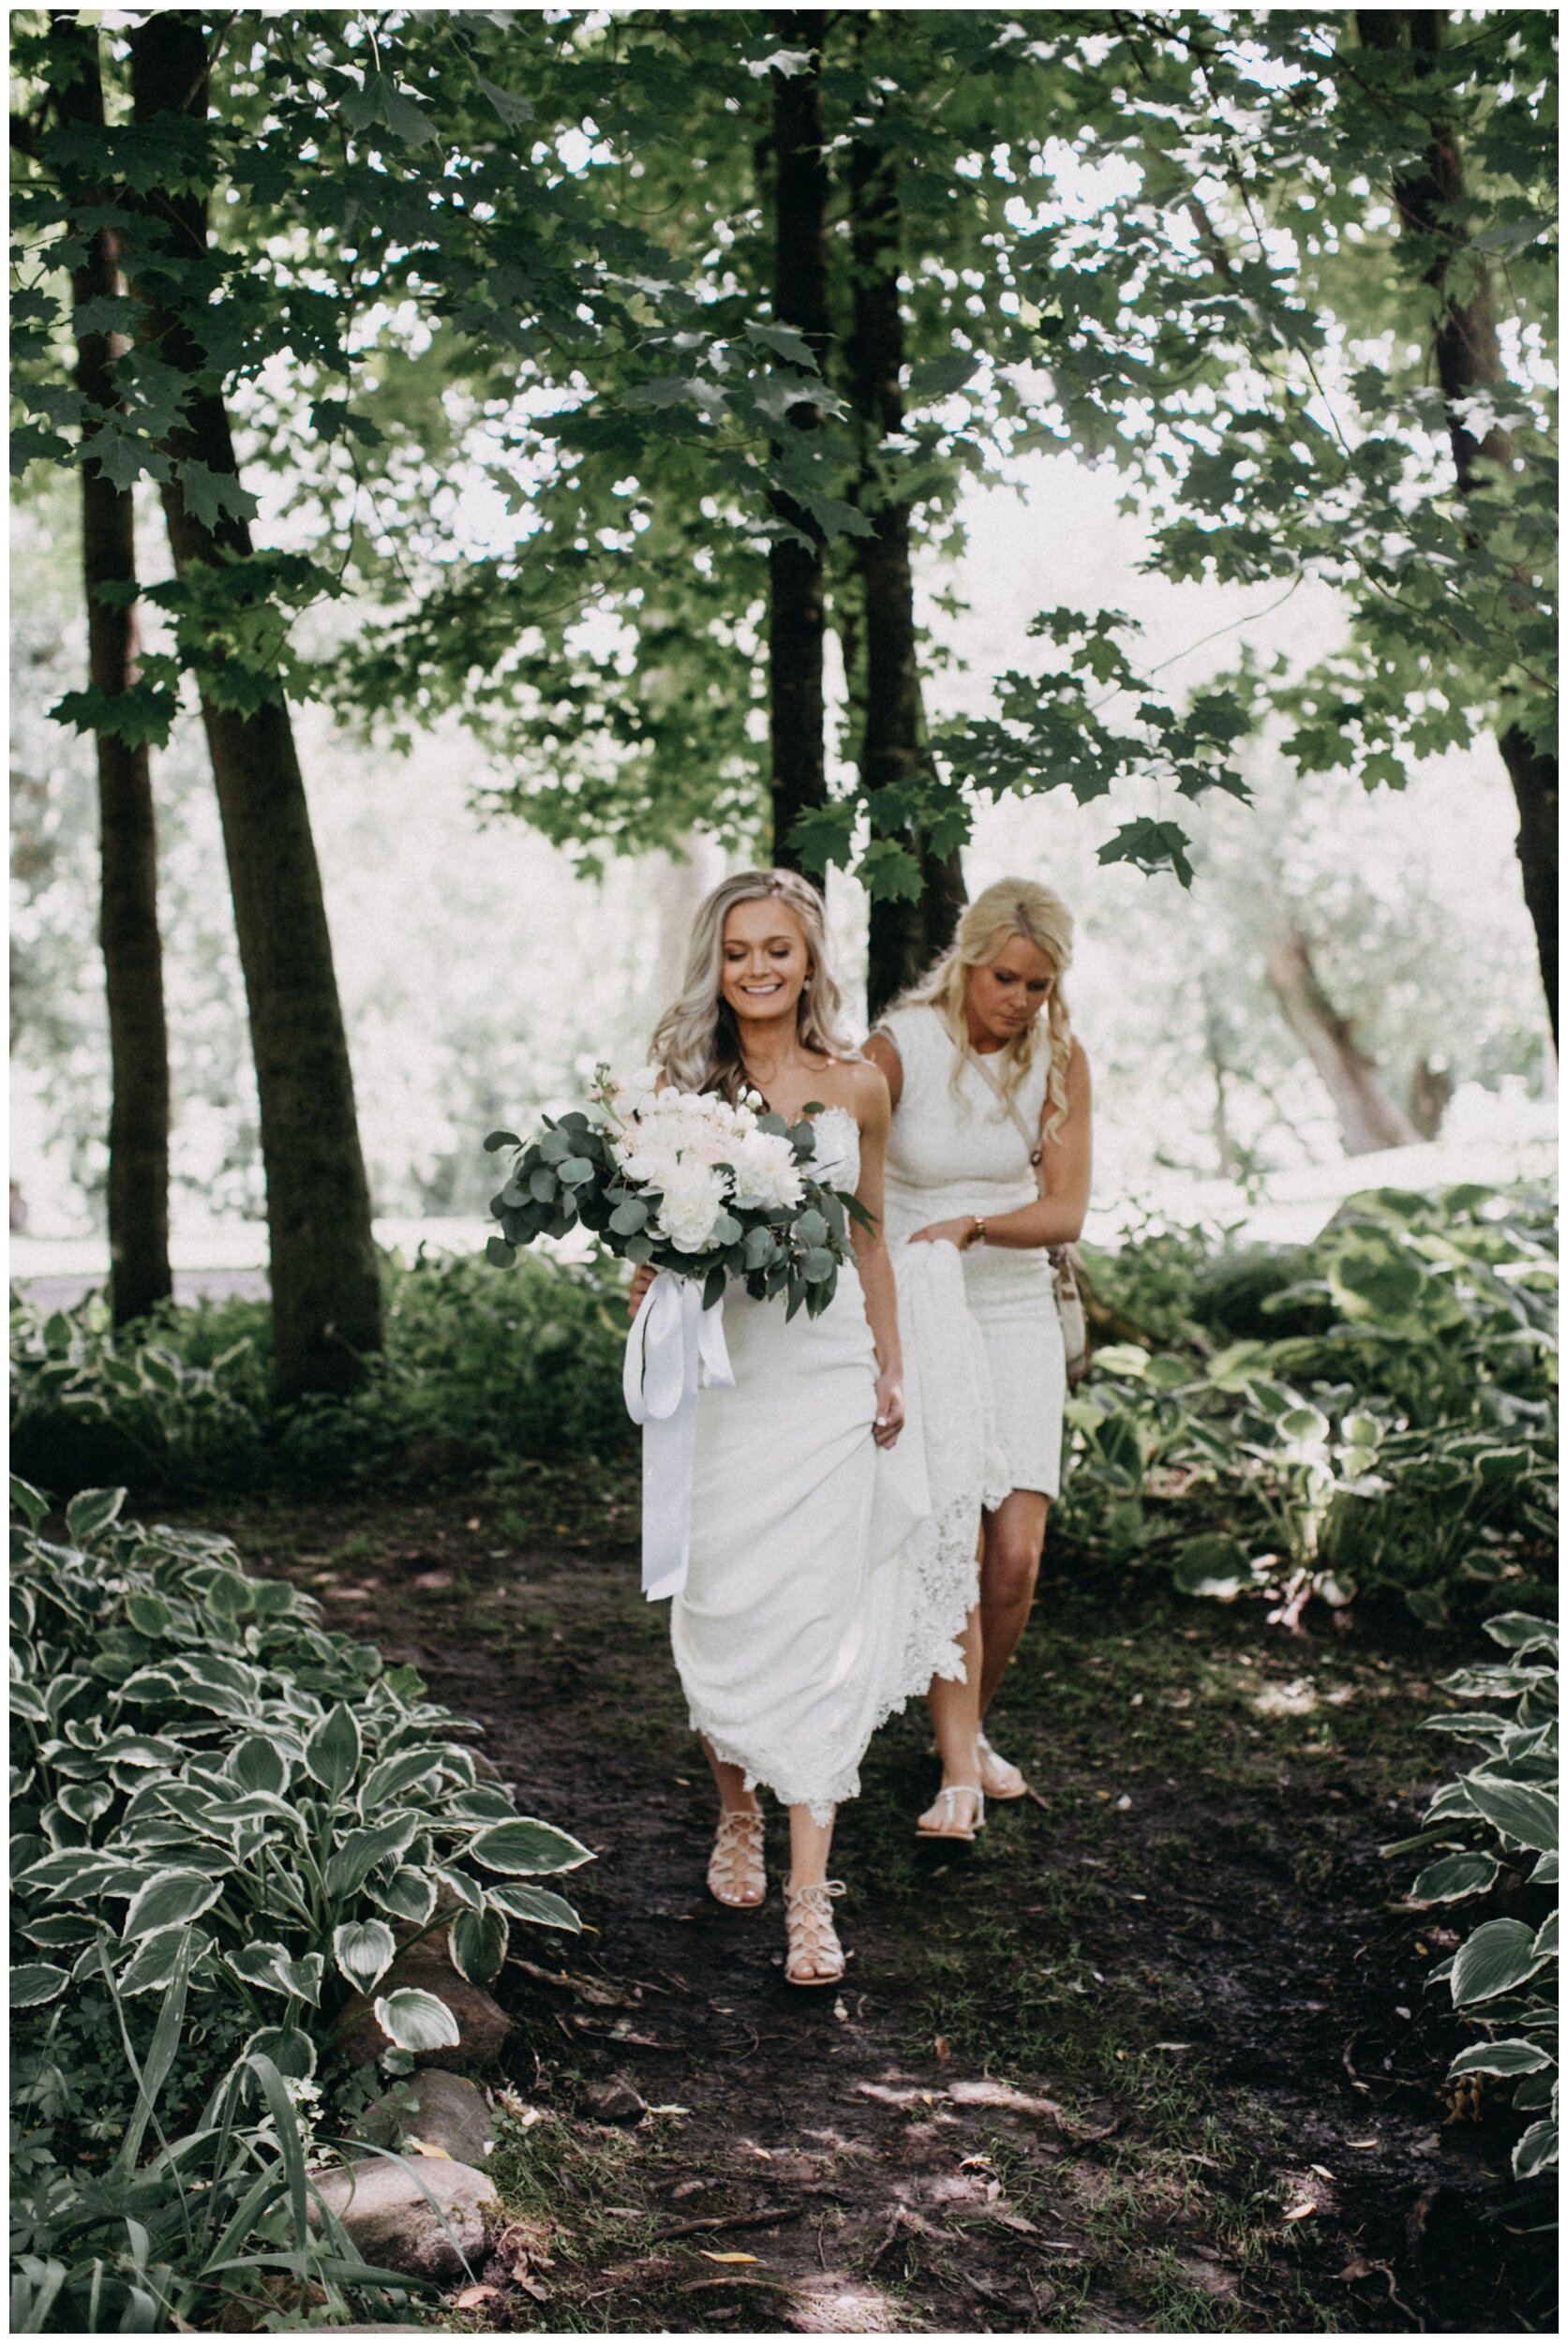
(650, 869, 859, 1100)
(892, 877, 1076, 1141)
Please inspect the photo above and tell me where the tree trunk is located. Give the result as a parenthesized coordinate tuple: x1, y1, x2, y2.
(1407, 1054, 1453, 1142)
(846, 124, 965, 1022)
(128, 13, 382, 1399)
(1265, 928, 1422, 1155)
(1358, 8, 1558, 1043)
(52, 12, 172, 1325)
(766, 12, 831, 873)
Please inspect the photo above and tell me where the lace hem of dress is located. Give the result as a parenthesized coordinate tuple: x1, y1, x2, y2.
(682, 1486, 984, 1828)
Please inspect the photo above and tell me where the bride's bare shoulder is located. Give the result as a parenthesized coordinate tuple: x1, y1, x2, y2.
(840, 1054, 890, 1127)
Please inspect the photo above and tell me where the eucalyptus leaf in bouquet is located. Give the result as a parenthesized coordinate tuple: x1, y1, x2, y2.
(485, 1067, 871, 1320)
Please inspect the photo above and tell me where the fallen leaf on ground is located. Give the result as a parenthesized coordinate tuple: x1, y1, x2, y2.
(405, 2136, 451, 2158)
(701, 2250, 762, 2264)
(1282, 2201, 1317, 2222)
(646, 2104, 691, 2115)
(933, 2034, 951, 2064)
(454, 2284, 500, 2307)
(1347, 2138, 1381, 2150)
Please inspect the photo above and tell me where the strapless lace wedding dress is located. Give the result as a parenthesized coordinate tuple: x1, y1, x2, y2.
(670, 1105, 993, 1820)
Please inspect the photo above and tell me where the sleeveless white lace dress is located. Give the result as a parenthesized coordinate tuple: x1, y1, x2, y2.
(669, 1105, 989, 1821)
(879, 1006, 1067, 1500)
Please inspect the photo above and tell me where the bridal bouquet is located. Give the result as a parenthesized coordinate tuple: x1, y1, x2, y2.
(485, 1067, 869, 1319)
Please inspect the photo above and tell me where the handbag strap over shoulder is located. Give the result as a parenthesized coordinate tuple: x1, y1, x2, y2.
(963, 1044, 1044, 1179)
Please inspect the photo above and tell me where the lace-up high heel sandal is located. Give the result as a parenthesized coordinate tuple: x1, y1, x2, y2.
(707, 1807, 767, 1908)
(975, 1731, 1028, 1800)
(783, 1879, 847, 1987)
(916, 1784, 986, 1842)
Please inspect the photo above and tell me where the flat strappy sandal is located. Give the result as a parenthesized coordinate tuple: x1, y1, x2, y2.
(707, 1807, 766, 1907)
(916, 1783, 986, 1842)
(976, 1731, 1029, 1800)
(784, 1879, 847, 1987)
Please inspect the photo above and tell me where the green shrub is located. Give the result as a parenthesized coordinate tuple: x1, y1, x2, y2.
(1060, 1184, 1558, 1626)
(9, 1244, 634, 1499)
(9, 1475, 595, 2328)
(1386, 1612, 1558, 2186)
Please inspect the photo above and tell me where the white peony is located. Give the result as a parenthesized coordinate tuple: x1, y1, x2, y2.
(655, 1157, 727, 1253)
(728, 1128, 805, 1212)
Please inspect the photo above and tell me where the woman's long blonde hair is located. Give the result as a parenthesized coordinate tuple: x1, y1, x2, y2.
(650, 869, 858, 1099)
(892, 877, 1076, 1141)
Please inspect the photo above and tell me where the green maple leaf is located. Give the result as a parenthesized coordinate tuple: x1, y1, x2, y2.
(174, 461, 261, 532)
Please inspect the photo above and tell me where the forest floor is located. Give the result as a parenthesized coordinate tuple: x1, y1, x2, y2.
(192, 1469, 1548, 2336)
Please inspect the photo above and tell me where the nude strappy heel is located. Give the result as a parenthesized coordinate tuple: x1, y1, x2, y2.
(976, 1731, 1028, 1800)
(783, 1879, 847, 1987)
(708, 1807, 766, 1907)
(916, 1784, 986, 1842)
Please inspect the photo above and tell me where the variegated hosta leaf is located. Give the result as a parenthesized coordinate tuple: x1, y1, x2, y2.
(374, 1987, 461, 2053)
(333, 1918, 398, 1992)
(433, 1865, 485, 1912)
(368, 1865, 438, 1926)
(449, 1904, 507, 1985)
(1449, 2039, 1552, 2079)
(227, 1734, 291, 1797)
(120, 1925, 213, 1996)
(10, 1962, 70, 2007)
(465, 1817, 593, 1876)
(304, 1703, 362, 1800)
(487, 1881, 580, 1933)
(122, 1869, 228, 1937)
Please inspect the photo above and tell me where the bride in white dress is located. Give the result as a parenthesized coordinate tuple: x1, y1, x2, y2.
(629, 869, 981, 1987)
(867, 879, 1093, 1829)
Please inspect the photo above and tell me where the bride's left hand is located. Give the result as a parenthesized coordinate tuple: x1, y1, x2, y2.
(910, 1216, 976, 1250)
(873, 1370, 904, 1448)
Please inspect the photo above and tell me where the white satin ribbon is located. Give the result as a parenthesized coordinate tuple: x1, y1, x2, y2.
(622, 1273, 735, 1602)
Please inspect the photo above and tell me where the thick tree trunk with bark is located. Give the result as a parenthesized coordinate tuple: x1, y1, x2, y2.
(128, 13, 382, 1399)
(767, 14, 831, 873)
(52, 12, 172, 1324)
(1265, 928, 1422, 1155)
(1358, 8, 1558, 1043)
(847, 129, 965, 1022)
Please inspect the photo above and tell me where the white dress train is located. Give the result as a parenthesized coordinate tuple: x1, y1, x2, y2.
(668, 1105, 995, 1821)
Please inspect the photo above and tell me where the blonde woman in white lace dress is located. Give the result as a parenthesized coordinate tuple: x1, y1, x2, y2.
(867, 879, 1093, 1833)
(628, 870, 980, 1987)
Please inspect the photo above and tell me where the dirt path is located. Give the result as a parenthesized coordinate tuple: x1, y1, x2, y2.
(217, 1490, 1545, 2335)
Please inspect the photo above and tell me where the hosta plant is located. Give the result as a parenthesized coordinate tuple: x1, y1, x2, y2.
(1063, 1184, 1556, 1628)
(10, 1478, 590, 2124)
(1387, 1612, 1558, 2184)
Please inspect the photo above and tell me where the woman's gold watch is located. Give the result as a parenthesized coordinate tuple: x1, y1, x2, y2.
(969, 1216, 987, 1248)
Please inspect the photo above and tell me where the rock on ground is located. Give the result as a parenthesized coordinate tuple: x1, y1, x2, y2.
(579, 2073, 646, 2126)
(309, 2156, 497, 2283)
(352, 2067, 497, 2167)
